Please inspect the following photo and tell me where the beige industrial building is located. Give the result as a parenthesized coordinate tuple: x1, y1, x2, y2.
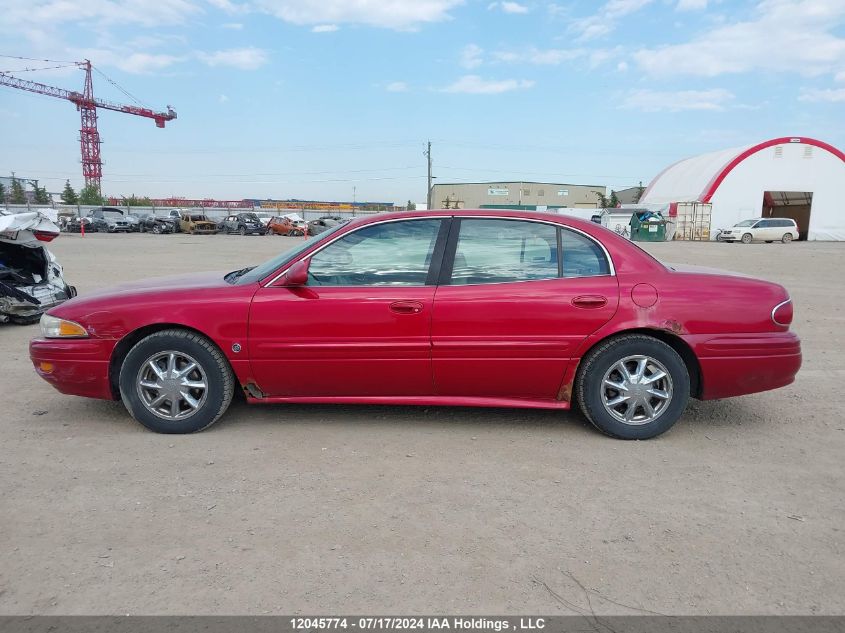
(429, 181, 606, 210)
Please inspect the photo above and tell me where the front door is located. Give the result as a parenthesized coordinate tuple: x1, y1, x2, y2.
(248, 218, 446, 397)
(431, 218, 619, 400)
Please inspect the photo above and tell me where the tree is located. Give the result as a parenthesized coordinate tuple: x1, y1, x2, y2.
(121, 194, 154, 207)
(595, 190, 620, 209)
(633, 180, 645, 204)
(33, 183, 50, 204)
(10, 178, 26, 204)
(60, 180, 78, 205)
(0, 182, 6, 204)
(78, 184, 104, 206)
(406, 199, 416, 211)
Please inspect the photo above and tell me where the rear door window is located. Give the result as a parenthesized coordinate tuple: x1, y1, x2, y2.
(447, 219, 610, 285)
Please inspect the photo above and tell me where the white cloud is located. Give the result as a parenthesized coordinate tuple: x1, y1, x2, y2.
(836, 71, 845, 82)
(617, 60, 629, 71)
(441, 74, 534, 94)
(206, 0, 250, 13)
(222, 22, 244, 29)
(461, 44, 484, 69)
(488, 1, 529, 14)
(799, 88, 845, 102)
(70, 47, 184, 73)
(621, 88, 735, 111)
(386, 81, 409, 92)
(197, 47, 269, 69)
(571, 0, 653, 40)
(251, 0, 463, 29)
(676, 0, 707, 10)
(3, 0, 201, 28)
(492, 47, 584, 65)
(219, 94, 229, 103)
(312, 24, 339, 32)
(634, 0, 845, 78)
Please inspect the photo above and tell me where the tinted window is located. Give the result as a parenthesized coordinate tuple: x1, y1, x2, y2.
(308, 219, 441, 286)
(561, 229, 611, 277)
(450, 219, 559, 285)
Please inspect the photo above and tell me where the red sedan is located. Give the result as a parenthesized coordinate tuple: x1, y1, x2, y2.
(30, 211, 801, 439)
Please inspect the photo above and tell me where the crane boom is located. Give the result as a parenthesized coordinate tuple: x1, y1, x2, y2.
(0, 59, 176, 192)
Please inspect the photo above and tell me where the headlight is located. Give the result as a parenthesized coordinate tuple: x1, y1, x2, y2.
(40, 314, 88, 338)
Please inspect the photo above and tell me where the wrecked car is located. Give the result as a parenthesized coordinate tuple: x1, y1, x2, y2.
(180, 212, 218, 235)
(0, 211, 76, 324)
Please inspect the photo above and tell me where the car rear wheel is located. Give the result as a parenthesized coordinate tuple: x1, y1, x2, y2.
(782, 233, 793, 243)
(575, 335, 690, 439)
(741, 233, 753, 244)
(118, 329, 235, 433)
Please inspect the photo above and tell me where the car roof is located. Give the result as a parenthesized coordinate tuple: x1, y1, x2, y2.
(342, 208, 603, 232)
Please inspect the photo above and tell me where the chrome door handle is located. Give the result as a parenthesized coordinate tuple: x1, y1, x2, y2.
(389, 301, 424, 314)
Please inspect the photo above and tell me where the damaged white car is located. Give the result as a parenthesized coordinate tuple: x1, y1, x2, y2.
(0, 210, 76, 325)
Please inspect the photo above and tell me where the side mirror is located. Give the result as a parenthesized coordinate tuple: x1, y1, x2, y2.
(281, 259, 309, 286)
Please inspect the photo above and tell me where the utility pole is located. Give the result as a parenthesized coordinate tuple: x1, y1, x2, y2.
(424, 140, 432, 210)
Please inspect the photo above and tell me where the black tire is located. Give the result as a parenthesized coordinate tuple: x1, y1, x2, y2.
(152, 224, 161, 234)
(575, 335, 690, 440)
(741, 233, 753, 244)
(118, 329, 235, 434)
(239, 226, 247, 236)
(782, 233, 793, 243)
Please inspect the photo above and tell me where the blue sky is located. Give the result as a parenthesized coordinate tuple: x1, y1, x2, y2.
(1, 0, 844, 203)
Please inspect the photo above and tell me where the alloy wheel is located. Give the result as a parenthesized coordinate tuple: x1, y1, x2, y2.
(600, 355, 674, 426)
(136, 351, 208, 421)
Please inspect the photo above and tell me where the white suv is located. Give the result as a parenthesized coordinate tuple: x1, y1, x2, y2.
(718, 218, 799, 244)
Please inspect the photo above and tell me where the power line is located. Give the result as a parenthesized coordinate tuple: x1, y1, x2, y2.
(0, 63, 77, 74)
(0, 53, 76, 64)
(92, 65, 147, 108)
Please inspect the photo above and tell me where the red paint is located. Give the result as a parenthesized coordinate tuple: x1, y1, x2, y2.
(30, 210, 801, 412)
(700, 137, 845, 203)
(631, 283, 658, 308)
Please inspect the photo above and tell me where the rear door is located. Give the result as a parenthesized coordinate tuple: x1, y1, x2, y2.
(431, 218, 619, 400)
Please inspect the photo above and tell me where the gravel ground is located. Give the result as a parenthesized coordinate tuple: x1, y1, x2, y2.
(0, 232, 843, 615)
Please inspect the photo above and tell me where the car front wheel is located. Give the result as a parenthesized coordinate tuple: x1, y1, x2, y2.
(741, 233, 753, 244)
(118, 329, 235, 433)
(575, 335, 690, 439)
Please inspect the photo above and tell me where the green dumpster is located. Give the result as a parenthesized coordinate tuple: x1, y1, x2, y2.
(630, 212, 667, 242)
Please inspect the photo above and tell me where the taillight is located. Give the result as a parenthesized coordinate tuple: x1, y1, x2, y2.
(772, 299, 793, 327)
(33, 230, 58, 242)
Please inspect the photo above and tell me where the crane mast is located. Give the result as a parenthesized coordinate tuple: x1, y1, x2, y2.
(0, 59, 176, 194)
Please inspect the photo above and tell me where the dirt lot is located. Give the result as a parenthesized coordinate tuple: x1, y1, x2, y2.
(1, 232, 843, 615)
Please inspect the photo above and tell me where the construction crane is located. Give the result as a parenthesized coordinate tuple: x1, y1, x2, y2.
(0, 59, 176, 194)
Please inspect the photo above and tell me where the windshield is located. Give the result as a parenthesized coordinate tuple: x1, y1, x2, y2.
(103, 211, 123, 220)
(232, 221, 347, 285)
(189, 214, 207, 221)
(241, 213, 260, 222)
(734, 219, 758, 227)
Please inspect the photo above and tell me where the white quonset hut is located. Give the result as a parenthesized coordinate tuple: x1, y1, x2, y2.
(640, 137, 845, 240)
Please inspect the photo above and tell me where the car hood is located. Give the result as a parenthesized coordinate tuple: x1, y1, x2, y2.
(84, 271, 232, 298)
